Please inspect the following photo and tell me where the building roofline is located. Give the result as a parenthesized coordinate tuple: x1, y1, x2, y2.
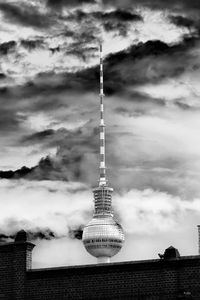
(27, 255, 200, 279)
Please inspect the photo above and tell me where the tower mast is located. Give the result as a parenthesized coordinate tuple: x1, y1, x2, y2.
(99, 44, 107, 186)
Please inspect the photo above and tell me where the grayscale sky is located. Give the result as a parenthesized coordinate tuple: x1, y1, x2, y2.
(0, 0, 200, 267)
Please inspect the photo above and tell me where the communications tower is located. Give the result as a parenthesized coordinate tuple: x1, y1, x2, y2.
(82, 45, 124, 263)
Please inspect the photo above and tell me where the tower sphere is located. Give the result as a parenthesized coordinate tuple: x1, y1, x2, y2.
(83, 215, 124, 261)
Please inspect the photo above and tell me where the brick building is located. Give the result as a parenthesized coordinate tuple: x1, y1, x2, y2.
(0, 230, 200, 299)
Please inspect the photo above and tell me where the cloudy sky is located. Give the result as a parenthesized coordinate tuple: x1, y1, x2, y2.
(1, 0, 200, 268)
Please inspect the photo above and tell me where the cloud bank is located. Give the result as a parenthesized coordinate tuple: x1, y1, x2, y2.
(0, 179, 199, 266)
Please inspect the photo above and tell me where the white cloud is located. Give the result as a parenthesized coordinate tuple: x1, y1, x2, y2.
(0, 179, 91, 236)
(0, 179, 199, 267)
(136, 8, 191, 44)
(115, 189, 200, 234)
(135, 80, 192, 101)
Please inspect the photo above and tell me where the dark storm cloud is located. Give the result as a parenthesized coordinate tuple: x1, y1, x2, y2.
(68, 226, 83, 240)
(0, 224, 83, 243)
(47, 0, 96, 8)
(114, 92, 166, 117)
(1, 71, 95, 104)
(2, 31, 194, 102)
(71, 37, 196, 95)
(29, 226, 84, 241)
(0, 2, 54, 28)
(72, 9, 142, 22)
(174, 100, 195, 110)
(103, 21, 128, 36)
(28, 40, 172, 97)
(28, 229, 56, 240)
(66, 21, 100, 50)
(0, 157, 55, 181)
(20, 39, 45, 51)
(0, 228, 56, 243)
(0, 41, 16, 55)
(0, 87, 8, 94)
(20, 126, 98, 183)
(0, 233, 13, 242)
(0, 37, 197, 109)
(66, 45, 98, 61)
(21, 127, 94, 149)
(69, 9, 142, 36)
(49, 46, 60, 54)
(26, 156, 69, 181)
(14, 228, 56, 241)
(23, 129, 55, 142)
(101, 10, 142, 22)
(0, 73, 7, 80)
(0, 108, 24, 132)
(64, 23, 99, 59)
(0, 166, 35, 179)
(0, 124, 99, 184)
(102, 0, 200, 11)
(169, 15, 196, 30)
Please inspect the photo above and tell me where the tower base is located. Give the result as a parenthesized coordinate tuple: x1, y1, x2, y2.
(97, 257, 110, 264)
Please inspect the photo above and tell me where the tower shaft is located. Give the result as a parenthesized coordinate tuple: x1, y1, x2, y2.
(99, 44, 107, 186)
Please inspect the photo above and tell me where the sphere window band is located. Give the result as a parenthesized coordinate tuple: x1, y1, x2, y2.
(84, 238, 123, 244)
(86, 245, 121, 249)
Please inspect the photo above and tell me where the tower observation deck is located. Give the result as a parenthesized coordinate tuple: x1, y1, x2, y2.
(82, 45, 124, 263)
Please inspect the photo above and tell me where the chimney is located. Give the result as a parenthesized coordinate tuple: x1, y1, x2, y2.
(197, 225, 200, 254)
(0, 230, 35, 300)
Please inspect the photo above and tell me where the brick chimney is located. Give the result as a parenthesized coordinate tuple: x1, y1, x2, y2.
(0, 230, 35, 300)
(197, 225, 200, 255)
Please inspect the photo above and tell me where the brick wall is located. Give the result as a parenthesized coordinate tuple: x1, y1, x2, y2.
(0, 238, 200, 300)
(26, 257, 200, 300)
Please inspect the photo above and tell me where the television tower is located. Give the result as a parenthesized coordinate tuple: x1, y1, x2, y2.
(82, 45, 124, 263)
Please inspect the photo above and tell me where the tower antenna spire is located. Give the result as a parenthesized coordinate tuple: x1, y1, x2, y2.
(99, 44, 107, 186)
